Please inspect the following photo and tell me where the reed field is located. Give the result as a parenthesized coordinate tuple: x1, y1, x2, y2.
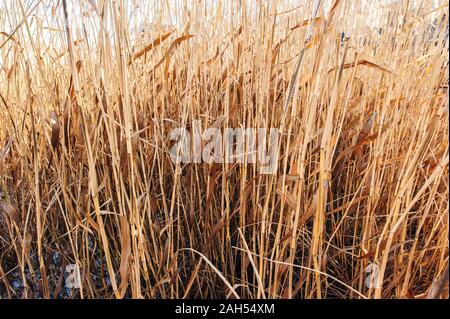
(0, 0, 448, 299)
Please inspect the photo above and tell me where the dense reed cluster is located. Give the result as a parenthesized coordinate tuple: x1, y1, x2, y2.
(0, 0, 448, 299)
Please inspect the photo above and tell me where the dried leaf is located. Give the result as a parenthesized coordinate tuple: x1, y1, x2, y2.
(118, 215, 131, 298)
(131, 30, 173, 62)
(328, 59, 394, 75)
(290, 17, 323, 31)
(328, 0, 343, 21)
(206, 217, 225, 245)
(0, 200, 19, 225)
(49, 112, 61, 150)
(153, 35, 194, 73)
(276, 188, 297, 210)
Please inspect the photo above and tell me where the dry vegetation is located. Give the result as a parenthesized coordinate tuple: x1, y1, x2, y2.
(0, 0, 448, 299)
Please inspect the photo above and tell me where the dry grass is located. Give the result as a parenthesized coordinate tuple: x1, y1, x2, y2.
(0, 0, 448, 299)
